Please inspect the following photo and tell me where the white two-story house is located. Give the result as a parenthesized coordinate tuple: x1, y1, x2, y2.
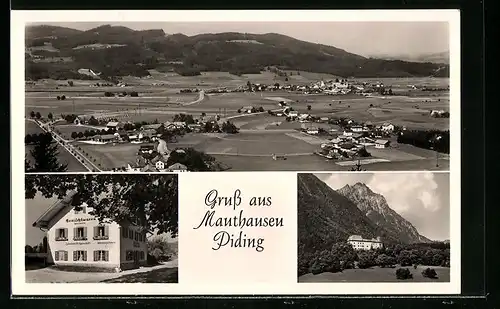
(347, 235, 384, 250)
(32, 191, 148, 271)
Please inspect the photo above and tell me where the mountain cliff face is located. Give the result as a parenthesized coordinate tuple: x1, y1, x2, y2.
(297, 174, 395, 255)
(337, 183, 430, 243)
(25, 25, 449, 80)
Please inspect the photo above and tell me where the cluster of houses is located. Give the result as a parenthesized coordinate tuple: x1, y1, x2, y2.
(85, 121, 192, 144)
(126, 140, 189, 172)
(316, 121, 396, 160)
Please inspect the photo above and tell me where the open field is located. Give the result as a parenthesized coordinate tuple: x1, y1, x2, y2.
(68, 131, 448, 171)
(25, 120, 45, 134)
(76, 142, 140, 169)
(25, 74, 450, 171)
(298, 265, 450, 282)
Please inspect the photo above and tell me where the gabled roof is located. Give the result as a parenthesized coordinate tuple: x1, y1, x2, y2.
(106, 121, 120, 127)
(375, 139, 390, 144)
(142, 124, 163, 130)
(33, 191, 78, 228)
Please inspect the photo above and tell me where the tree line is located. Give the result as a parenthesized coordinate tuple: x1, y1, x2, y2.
(298, 241, 450, 277)
(397, 129, 450, 154)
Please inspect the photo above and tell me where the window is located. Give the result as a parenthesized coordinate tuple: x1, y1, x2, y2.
(134, 232, 139, 241)
(94, 250, 109, 261)
(122, 227, 128, 238)
(55, 250, 68, 261)
(140, 251, 145, 260)
(73, 250, 87, 261)
(55, 228, 68, 241)
(73, 227, 87, 240)
(93, 225, 109, 240)
(128, 229, 134, 239)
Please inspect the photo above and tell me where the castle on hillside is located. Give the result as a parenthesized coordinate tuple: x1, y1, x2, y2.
(347, 235, 384, 250)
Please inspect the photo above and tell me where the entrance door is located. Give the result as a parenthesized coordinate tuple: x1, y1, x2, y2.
(134, 251, 140, 267)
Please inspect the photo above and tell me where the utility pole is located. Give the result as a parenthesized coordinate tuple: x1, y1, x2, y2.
(436, 150, 439, 168)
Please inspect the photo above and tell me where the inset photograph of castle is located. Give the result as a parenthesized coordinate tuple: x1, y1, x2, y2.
(24, 173, 179, 283)
(297, 172, 450, 282)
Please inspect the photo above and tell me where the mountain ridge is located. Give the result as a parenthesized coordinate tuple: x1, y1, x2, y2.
(337, 182, 431, 243)
(25, 24, 449, 80)
(297, 174, 398, 256)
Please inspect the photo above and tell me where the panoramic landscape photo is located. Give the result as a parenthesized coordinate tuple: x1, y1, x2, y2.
(24, 21, 450, 172)
(25, 173, 179, 283)
(297, 172, 451, 282)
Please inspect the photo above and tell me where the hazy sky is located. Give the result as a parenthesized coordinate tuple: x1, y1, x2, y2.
(32, 22, 449, 57)
(315, 172, 450, 241)
(25, 192, 177, 246)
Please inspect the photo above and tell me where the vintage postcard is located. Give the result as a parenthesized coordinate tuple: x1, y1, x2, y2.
(11, 9, 460, 296)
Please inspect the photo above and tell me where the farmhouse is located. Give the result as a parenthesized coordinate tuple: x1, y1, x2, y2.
(166, 163, 188, 172)
(187, 123, 202, 132)
(347, 235, 383, 250)
(141, 124, 163, 131)
(106, 122, 123, 130)
(32, 191, 148, 271)
(92, 134, 119, 143)
(241, 106, 254, 113)
(375, 139, 391, 148)
(381, 123, 395, 132)
(151, 155, 169, 171)
(351, 125, 364, 133)
(73, 117, 85, 125)
(138, 145, 155, 155)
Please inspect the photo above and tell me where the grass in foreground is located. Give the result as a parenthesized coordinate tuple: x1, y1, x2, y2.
(298, 265, 450, 283)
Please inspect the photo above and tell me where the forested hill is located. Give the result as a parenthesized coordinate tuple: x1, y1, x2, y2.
(25, 24, 449, 80)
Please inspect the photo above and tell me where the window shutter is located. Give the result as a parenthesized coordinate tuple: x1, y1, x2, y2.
(83, 251, 87, 261)
(83, 227, 87, 239)
(64, 251, 68, 261)
(94, 251, 98, 261)
(105, 225, 109, 237)
(82, 206, 86, 214)
(73, 251, 77, 261)
(55, 251, 59, 261)
(73, 227, 77, 239)
(64, 228, 68, 238)
(105, 251, 109, 261)
(94, 226, 98, 238)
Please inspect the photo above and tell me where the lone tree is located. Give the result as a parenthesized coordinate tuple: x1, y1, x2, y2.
(25, 174, 178, 236)
(30, 111, 36, 118)
(350, 160, 366, 171)
(26, 133, 67, 172)
(48, 113, 53, 121)
(35, 112, 42, 119)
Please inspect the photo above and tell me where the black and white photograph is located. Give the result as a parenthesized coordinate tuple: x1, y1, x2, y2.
(297, 172, 451, 282)
(24, 21, 451, 172)
(24, 173, 179, 283)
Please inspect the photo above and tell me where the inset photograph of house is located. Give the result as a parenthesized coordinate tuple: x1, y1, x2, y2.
(297, 172, 451, 282)
(24, 173, 178, 283)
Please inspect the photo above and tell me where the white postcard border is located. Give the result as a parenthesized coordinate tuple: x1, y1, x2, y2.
(11, 9, 461, 296)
